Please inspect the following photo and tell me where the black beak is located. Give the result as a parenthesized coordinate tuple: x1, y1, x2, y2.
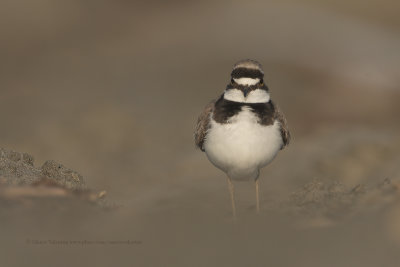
(242, 87, 251, 97)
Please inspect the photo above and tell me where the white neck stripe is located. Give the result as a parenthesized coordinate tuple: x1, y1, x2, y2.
(224, 89, 270, 103)
(233, 78, 260, 86)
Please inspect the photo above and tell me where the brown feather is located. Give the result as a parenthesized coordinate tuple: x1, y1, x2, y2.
(194, 100, 215, 151)
(271, 101, 291, 149)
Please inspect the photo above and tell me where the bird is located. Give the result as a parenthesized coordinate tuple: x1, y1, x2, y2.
(194, 59, 290, 219)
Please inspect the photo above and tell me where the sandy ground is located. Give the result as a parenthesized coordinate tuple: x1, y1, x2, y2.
(1, 1, 400, 266)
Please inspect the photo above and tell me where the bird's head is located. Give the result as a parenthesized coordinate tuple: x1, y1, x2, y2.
(224, 59, 270, 103)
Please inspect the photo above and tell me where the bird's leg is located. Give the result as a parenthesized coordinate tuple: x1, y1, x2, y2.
(227, 177, 237, 220)
(255, 179, 260, 213)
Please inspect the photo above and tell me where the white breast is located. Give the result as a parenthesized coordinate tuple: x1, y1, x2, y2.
(204, 107, 283, 181)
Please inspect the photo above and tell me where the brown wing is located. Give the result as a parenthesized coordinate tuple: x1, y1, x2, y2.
(194, 100, 215, 151)
(272, 101, 291, 149)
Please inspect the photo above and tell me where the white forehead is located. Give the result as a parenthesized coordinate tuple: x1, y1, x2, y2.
(233, 78, 260, 86)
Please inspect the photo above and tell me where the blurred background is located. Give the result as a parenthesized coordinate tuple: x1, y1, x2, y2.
(1, 0, 400, 266)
